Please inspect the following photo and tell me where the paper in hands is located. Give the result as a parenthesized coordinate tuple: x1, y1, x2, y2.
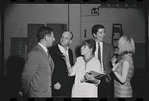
(80, 71, 106, 83)
(88, 71, 106, 80)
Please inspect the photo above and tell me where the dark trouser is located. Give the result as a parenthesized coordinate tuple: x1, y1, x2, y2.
(52, 91, 71, 98)
(52, 84, 72, 98)
(52, 77, 74, 98)
(98, 76, 114, 98)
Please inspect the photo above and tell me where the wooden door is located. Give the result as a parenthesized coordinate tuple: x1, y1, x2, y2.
(27, 24, 45, 54)
(27, 24, 67, 54)
(46, 24, 67, 46)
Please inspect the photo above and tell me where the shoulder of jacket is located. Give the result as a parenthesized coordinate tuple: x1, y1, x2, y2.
(51, 44, 59, 49)
(49, 44, 59, 52)
(103, 42, 112, 46)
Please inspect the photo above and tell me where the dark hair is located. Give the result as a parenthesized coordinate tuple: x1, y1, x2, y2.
(36, 26, 53, 42)
(92, 24, 105, 37)
(82, 38, 96, 54)
(62, 30, 74, 40)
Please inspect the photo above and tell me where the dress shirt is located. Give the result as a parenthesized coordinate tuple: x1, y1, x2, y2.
(95, 41, 104, 73)
(69, 57, 102, 97)
(58, 44, 69, 58)
(38, 43, 48, 56)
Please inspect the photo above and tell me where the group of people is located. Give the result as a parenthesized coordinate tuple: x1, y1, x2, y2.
(21, 24, 135, 98)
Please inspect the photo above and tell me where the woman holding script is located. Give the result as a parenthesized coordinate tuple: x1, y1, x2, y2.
(63, 39, 103, 97)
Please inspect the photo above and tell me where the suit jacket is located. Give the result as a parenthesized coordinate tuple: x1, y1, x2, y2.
(102, 42, 114, 82)
(98, 42, 114, 98)
(49, 44, 74, 96)
(22, 44, 54, 97)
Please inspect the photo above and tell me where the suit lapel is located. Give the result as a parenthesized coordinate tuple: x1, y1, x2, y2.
(37, 45, 49, 60)
(57, 44, 72, 66)
(37, 45, 54, 73)
(48, 53, 54, 73)
(68, 49, 71, 62)
(103, 42, 108, 74)
(56, 44, 63, 55)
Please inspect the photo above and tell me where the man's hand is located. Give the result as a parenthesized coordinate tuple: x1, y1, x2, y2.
(54, 82, 61, 90)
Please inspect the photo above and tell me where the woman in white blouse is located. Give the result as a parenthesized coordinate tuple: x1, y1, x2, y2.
(63, 38, 102, 98)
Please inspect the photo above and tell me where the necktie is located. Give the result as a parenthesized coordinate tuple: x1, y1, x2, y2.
(98, 43, 101, 63)
(47, 50, 54, 72)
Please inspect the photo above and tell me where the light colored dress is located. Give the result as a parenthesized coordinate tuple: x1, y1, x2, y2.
(114, 54, 134, 98)
(69, 56, 102, 98)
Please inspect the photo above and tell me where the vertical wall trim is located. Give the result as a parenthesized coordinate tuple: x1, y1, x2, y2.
(68, 4, 69, 30)
(1, 5, 4, 77)
(80, 4, 82, 44)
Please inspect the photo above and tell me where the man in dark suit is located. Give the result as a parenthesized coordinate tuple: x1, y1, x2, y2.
(92, 24, 114, 98)
(49, 31, 74, 98)
(22, 26, 55, 97)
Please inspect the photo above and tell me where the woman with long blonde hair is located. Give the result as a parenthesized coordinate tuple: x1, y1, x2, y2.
(111, 35, 135, 98)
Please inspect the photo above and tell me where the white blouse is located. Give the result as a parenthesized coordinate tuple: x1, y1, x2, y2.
(69, 56, 102, 98)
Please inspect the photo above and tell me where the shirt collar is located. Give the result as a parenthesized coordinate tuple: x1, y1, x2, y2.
(38, 43, 48, 55)
(96, 41, 103, 45)
(58, 44, 69, 53)
(83, 55, 94, 64)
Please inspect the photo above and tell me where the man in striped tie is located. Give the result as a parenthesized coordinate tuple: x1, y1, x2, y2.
(22, 26, 55, 97)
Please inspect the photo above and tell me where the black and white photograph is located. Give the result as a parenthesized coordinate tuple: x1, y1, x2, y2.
(1, 3, 148, 101)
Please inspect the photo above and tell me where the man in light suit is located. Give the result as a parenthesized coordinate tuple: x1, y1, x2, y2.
(49, 31, 74, 97)
(92, 24, 114, 98)
(22, 26, 55, 97)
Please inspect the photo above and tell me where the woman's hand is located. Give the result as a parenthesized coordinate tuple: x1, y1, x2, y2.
(62, 53, 72, 73)
(84, 72, 100, 85)
(111, 55, 119, 72)
(112, 62, 119, 72)
(84, 72, 95, 81)
(62, 53, 70, 65)
(111, 55, 118, 67)
(62, 53, 70, 63)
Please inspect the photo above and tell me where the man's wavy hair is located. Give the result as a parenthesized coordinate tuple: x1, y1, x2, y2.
(36, 26, 53, 42)
(92, 24, 105, 37)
